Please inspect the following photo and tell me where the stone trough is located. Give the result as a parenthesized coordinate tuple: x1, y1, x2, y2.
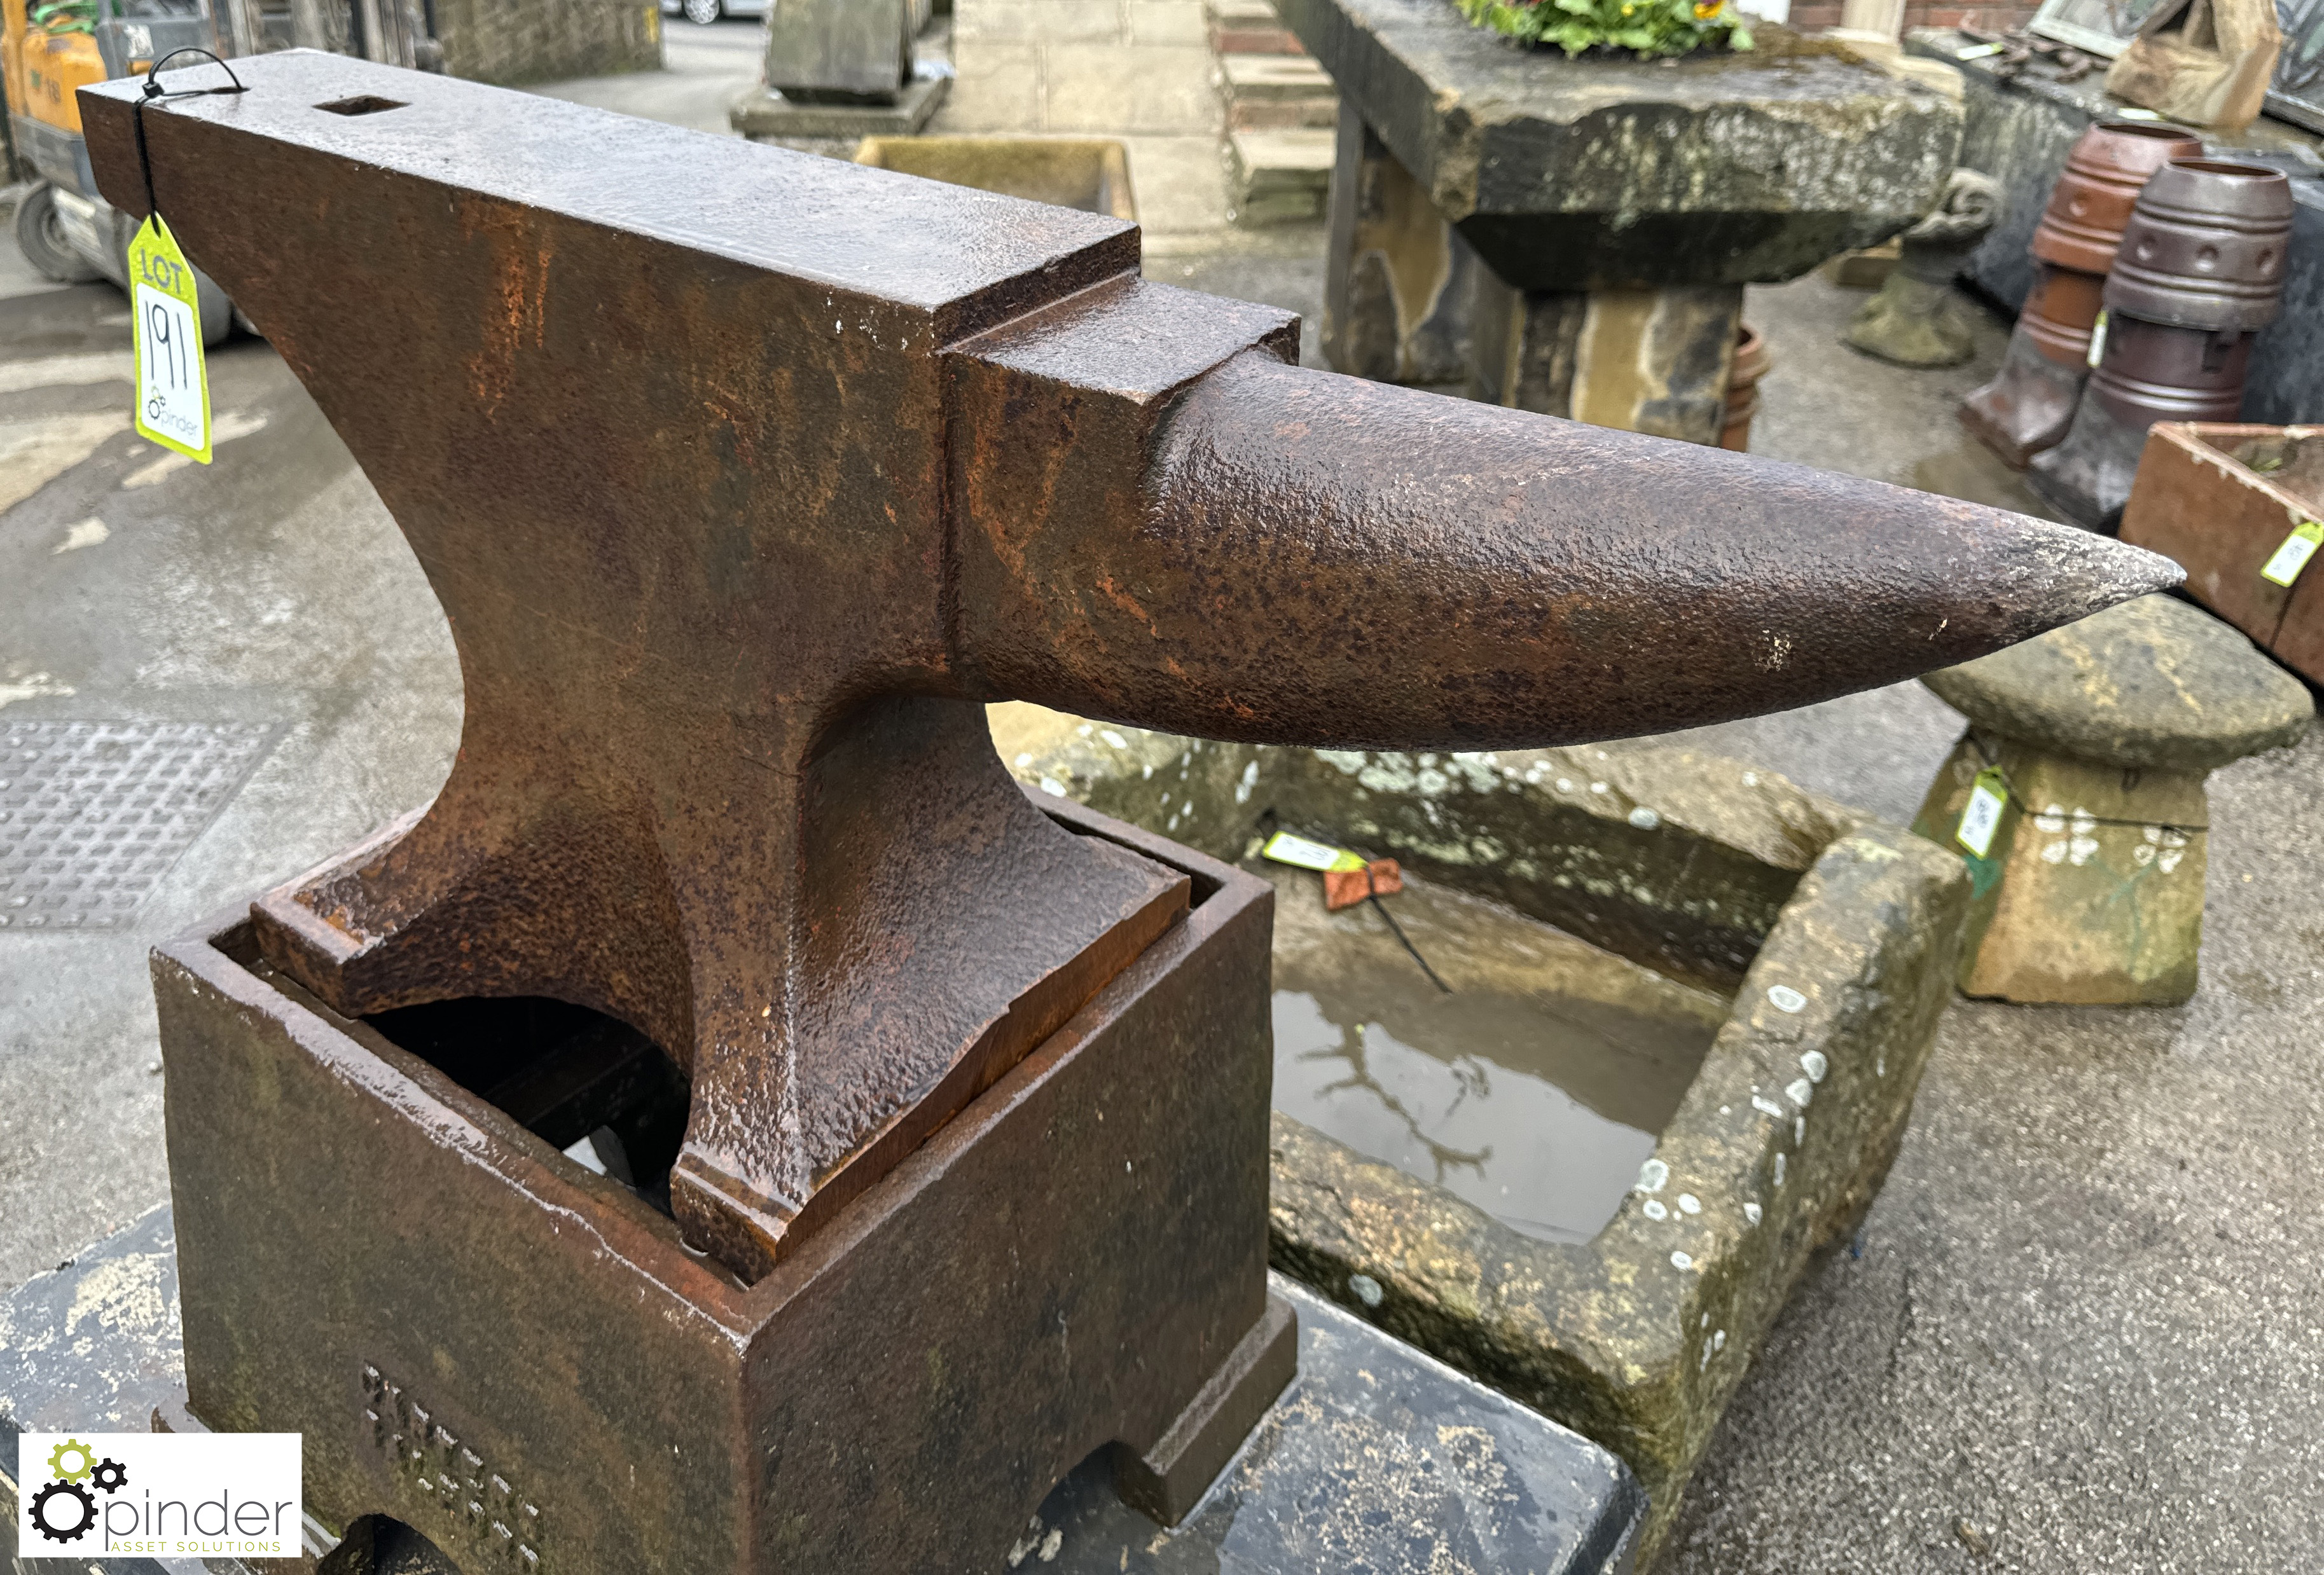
(995, 706, 1971, 1562)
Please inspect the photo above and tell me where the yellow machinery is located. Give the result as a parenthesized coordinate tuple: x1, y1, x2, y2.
(6, 0, 232, 339)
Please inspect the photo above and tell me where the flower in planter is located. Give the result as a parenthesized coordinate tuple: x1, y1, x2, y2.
(1457, 0, 1754, 57)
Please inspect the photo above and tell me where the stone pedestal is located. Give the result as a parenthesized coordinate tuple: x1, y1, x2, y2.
(729, 0, 950, 142)
(1471, 275, 1746, 443)
(1285, 0, 1964, 439)
(1321, 109, 1479, 388)
(1843, 167, 2000, 369)
(1911, 593, 2311, 1005)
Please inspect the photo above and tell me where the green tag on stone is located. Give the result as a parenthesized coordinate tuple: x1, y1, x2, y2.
(1954, 40, 2005, 57)
(2260, 519, 2323, 588)
(1956, 768, 2008, 859)
(128, 214, 212, 465)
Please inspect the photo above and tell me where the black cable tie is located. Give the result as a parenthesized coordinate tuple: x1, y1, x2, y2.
(1370, 884, 1453, 996)
(131, 47, 247, 223)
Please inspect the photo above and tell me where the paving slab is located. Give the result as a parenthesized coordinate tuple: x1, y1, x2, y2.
(953, 0, 1124, 41)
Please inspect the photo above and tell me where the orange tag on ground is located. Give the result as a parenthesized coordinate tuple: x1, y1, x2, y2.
(1324, 858, 1402, 911)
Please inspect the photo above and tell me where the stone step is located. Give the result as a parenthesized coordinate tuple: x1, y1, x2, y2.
(1208, 0, 1308, 56)
(1219, 52, 1338, 129)
(1228, 128, 1334, 226)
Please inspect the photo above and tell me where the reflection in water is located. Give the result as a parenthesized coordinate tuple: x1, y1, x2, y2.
(1264, 865, 1727, 1246)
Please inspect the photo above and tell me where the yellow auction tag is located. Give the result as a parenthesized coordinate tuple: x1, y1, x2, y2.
(2260, 519, 2323, 589)
(1261, 831, 1368, 872)
(2085, 309, 2108, 371)
(128, 214, 212, 464)
(1956, 768, 2008, 858)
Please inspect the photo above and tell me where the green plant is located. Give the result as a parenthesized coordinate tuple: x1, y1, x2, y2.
(1456, 0, 1753, 57)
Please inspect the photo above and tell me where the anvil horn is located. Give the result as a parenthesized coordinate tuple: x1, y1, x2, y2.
(85, 55, 2172, 1281)
(948, 287, 2178, 746)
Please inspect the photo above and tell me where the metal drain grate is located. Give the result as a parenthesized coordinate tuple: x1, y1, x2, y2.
(0, 720, 279, 932)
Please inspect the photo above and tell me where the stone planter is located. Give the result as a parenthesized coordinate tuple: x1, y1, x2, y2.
(853, 136, 1137, 221)
(996, 707, 1970, 1564)
(2120, 421, 2324, 685)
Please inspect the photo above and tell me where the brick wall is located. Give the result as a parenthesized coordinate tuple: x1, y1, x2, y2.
(1783, 1, 2040, 33)
(432, 0, 663, 85)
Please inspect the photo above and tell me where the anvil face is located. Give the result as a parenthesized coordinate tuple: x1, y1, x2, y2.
(86, 53, 2171, 1282)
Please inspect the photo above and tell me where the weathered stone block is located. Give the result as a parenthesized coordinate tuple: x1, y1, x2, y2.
(1229, 129, 1334, 225)
(997, 708, 1972, 1564)
(1913, 735, 2208, 1003)
(1322, 107, 1480, 385)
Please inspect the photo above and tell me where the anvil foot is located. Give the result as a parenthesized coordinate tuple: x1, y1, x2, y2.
(1112, 1293, 1299, 1523)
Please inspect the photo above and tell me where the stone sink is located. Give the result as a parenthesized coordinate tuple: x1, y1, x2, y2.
(996, 706, 1971, 1562)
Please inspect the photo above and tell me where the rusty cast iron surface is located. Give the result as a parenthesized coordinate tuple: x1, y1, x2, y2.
(149, 804, 1299, 1573)
(86, 53, 2176, 1283)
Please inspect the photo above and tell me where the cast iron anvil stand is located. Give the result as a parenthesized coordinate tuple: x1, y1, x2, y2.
(86, 51, 2169, 1575)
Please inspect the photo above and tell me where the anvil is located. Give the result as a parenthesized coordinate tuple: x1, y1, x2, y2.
(89, 51, 2170, 1574)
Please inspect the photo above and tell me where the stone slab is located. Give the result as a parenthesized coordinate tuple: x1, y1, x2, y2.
(1907, 27, 2324, 430)
(1221, 53, 1336, 97)
(730, 70, 950, 139)
(1922, 593, 2313, 773)
(1274, 0, 1962, 288)
(0, 1213, 1645, 1574)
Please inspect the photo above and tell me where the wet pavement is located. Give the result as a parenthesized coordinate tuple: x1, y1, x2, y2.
(4, 67, 2321, 1572)
(0, 269, 459, 1296)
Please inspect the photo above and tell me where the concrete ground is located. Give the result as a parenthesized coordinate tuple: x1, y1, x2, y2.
(4, 24, 2321, 1572)
(527, 15, 764, 135)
